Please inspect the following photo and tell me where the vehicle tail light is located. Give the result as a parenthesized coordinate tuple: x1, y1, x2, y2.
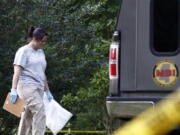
(109, 45, 118, 79)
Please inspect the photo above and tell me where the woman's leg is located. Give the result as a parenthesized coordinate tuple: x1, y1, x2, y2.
(17, 83, 33, 135)
(17, 107, 32, 135)
(28, 87, 46, 135)
(31, 101, 46, 135)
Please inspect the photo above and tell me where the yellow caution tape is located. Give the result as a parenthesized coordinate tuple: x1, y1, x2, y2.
(113, 89, 180, 135)
(46, 130, 106, 134)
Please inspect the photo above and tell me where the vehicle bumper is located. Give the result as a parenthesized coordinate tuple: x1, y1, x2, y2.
(106, 97, 162, 118)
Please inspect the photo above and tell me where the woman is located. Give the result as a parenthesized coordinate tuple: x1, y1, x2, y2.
(10, 26, 53, 135)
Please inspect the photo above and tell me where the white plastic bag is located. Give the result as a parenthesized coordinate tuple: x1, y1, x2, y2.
(43, 93, 73, 135)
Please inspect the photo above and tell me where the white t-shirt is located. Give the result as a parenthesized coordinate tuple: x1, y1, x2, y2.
(13, 45, 47, 90)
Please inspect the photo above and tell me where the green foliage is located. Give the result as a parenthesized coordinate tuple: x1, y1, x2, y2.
(61, 65, 109, 130)
(0, 0, 119, 133)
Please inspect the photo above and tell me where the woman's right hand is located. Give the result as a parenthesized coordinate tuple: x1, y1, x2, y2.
(10, 65, 22, 104)
(10, 88, 18, 104)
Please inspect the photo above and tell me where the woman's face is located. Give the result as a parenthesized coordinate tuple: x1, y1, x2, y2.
(33, 36, 48, 49)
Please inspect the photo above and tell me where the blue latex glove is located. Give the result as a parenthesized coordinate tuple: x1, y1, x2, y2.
(10, 88, 18, 104)
(46, 91, 53, 102)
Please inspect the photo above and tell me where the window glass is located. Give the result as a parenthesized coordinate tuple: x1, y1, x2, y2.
(152, 0, 179, 54)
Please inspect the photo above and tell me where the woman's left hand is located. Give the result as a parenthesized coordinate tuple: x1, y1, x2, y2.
(46, 90, 53, 102)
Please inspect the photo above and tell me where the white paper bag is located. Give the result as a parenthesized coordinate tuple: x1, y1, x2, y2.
(43, 94, 73, 135)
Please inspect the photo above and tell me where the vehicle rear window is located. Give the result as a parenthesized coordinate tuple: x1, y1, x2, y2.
(152, 0, 180, 55)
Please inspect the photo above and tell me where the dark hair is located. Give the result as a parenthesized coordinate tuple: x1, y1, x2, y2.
(28, 26, 48, 41)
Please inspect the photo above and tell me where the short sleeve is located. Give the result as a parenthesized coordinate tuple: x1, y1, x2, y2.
(13, 48, 27, 68)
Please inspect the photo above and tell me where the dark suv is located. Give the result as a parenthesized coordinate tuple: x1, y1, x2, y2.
(106, 0, 180, 118)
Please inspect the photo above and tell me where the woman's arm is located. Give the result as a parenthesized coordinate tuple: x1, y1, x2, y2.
(44, 75, 53, 101)
(10, 65, 22, 103)
(44, 78, 50, 91)
(12, 65, 22, 89)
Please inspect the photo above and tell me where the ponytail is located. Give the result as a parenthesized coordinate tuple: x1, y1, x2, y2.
(28, 26, 35, 38)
